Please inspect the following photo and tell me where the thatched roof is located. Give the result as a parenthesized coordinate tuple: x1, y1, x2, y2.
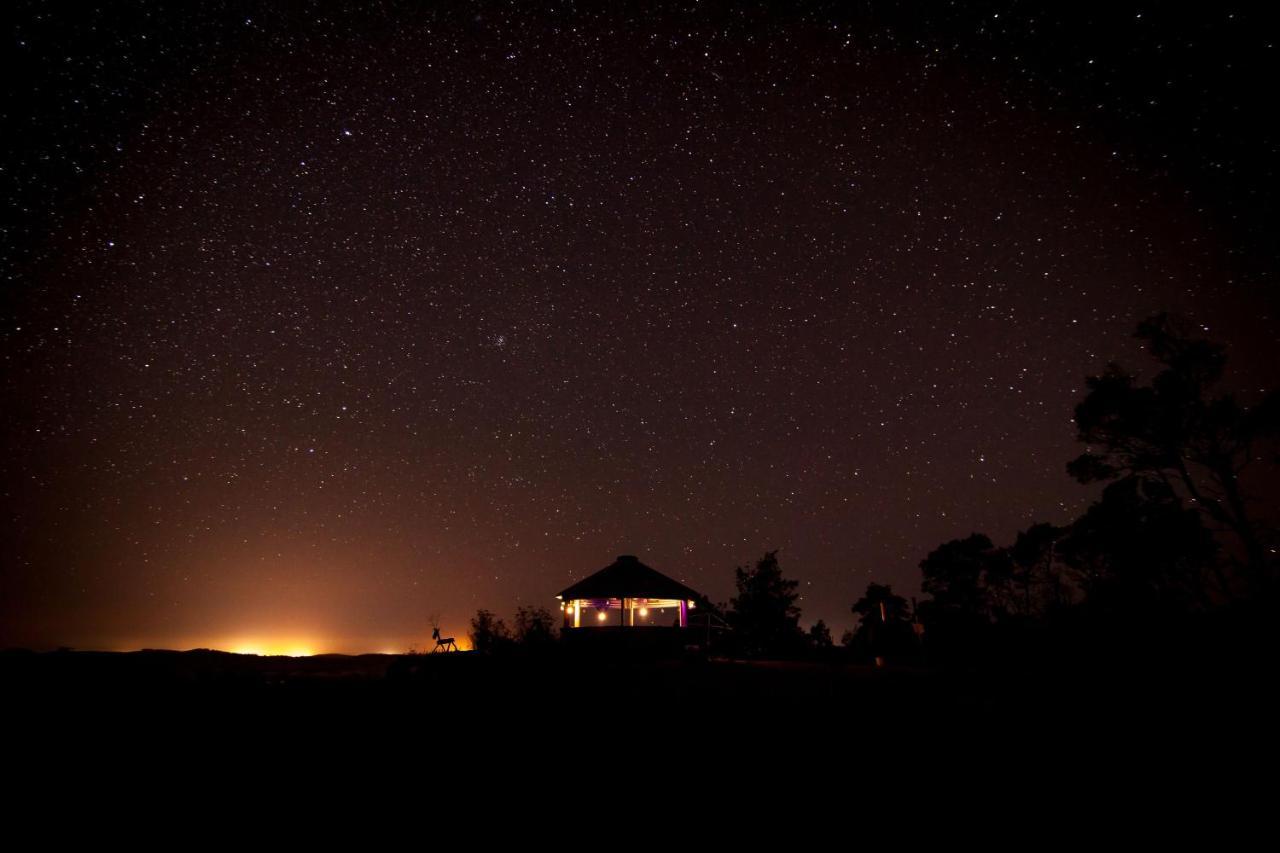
(558, 555, 703, 602)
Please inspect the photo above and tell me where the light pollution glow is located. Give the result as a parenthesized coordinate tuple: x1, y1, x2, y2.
(100, 634, 473, 656)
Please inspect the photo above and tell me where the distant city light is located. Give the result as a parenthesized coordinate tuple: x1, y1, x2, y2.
(228, 640, 316, 657)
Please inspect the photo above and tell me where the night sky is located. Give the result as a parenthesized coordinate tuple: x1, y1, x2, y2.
(3, 2, 1277, 653)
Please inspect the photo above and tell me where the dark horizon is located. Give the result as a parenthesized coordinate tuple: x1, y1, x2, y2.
(3, 2, 1277, 654)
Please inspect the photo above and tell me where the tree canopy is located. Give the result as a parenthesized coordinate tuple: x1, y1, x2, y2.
(1059, 477, 1219, 612)
(919, 533, 1009, 620)
(851, 583, 910, 625)
(728, 550, 804, 656)
(807, 619, 833, 649)
(468, 609, 512, 654)
(847, 582, 917, 662)
(1068, 313, 1278, 594)
(514, 605, 557, 648)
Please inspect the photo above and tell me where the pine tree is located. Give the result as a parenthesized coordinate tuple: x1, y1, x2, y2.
(728, 550, 803, 656)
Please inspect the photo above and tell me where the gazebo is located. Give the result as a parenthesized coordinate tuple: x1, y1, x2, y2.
(557, 555, 703, 635)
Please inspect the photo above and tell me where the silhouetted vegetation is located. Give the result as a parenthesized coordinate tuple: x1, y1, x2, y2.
(1067, 313, 1278, 596)
(865, 314, 1279, 668)
(1007, 522, 1073, 619)
(463, 605, 560, 655)
(468, 609, 513, 654)
(726, 550, 805, 657)
(513, 606, 557, 649)
(808, 619, 833, 649)
(1059, 477, 1219, 613)
(847, 583, 919, 663)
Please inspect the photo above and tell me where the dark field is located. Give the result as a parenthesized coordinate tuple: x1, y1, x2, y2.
(5, 648, 1275, 807)
(5, 647, 1272, 748)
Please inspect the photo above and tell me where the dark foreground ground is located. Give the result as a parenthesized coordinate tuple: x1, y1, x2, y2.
(5, 647, 1271, 823)
(4, 646, 1273, 753)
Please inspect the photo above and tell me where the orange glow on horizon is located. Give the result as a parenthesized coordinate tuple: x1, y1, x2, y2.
(227, 640, 318, 657)
(98, 628, 477, 656)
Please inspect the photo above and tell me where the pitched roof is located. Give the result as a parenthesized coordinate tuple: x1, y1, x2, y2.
(558, 555, 703, 602)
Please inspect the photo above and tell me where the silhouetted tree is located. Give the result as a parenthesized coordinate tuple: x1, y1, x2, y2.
(919, 534, 1010, 621)
(808, 619, 833, 649)
(728, 550, 804, 656)
(468, 609, 512, 654)
(849, 583, 915, 661)
(916, 534, 1012, 658)
(1068, 313, 1279, 595)
(851, 583, 909, 624)
(514, 605, 557, 649)
(1008, 522, 1073, 618)
(1060, 477, 1220, 613)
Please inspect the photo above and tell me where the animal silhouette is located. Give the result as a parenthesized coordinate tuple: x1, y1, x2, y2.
(431, 625, 458, 653)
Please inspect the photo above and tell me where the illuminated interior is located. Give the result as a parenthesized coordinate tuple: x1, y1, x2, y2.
(561, 597, 693, 628)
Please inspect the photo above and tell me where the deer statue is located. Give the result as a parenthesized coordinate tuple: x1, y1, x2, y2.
(430, 618, 458, 653)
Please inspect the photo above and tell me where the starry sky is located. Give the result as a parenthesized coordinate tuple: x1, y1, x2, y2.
(2, 1, 1277, 653)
